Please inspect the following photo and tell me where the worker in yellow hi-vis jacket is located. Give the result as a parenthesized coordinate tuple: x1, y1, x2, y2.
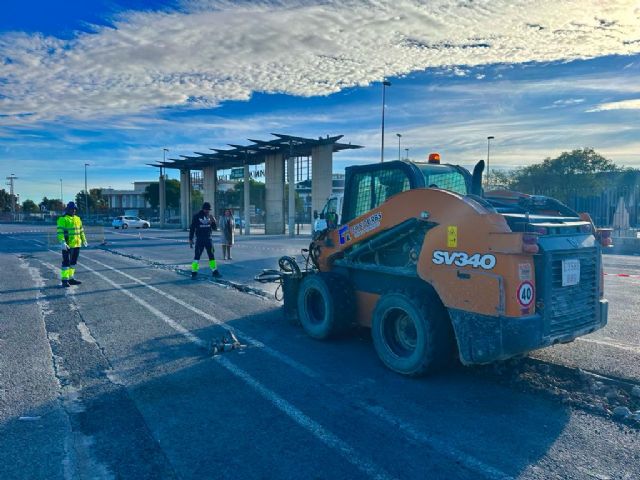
(56, 202, 88, 287)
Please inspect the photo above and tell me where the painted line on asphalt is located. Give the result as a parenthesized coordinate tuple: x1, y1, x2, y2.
(81, 253, 319, 379)
(12, 237, 515, 480)
(73, 256, 395, 480)
(82, 252, 511, 480)
(577, 337, 640, 355)
(604, 273, 640, 278)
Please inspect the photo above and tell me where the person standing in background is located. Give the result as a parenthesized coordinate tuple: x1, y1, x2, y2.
(221, 208, 235, 260)
(56, 201, 88, 287)
(189, 202, 221, 278)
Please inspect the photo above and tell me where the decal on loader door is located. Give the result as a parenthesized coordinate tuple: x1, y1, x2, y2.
(432, 251, 496, 270)
(447, 226, 458, 248)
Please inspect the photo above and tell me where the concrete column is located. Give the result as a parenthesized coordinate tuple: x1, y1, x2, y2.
(159, 173, 166, 228)
(244, 162, 251, 235)
(311, 144, 333, 215)
(287, 154, 295, 236)
(202, 165, 217, 216)
(180, 169, 192, 230)
(265, 153, 285, 235)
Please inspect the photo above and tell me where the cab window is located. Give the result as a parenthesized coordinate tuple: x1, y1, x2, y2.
(344, 167, 411, 222)
(418, 166, 468, 194)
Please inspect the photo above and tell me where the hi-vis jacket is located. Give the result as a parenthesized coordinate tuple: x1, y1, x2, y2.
(56, 214, 86, 248)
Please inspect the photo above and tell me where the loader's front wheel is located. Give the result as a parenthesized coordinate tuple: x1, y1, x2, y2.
(372, 291, 453, 376)
(297, 272, 354, 340)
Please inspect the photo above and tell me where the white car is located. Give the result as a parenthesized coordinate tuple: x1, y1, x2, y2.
(112, 216, 150, 229)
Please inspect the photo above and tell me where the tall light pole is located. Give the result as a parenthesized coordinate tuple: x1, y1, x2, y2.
(405, 148, 409, 160)
(396, 133, 402, 160)
(486, 136, 495, 187)
(380, 80, 391, 162)
(160, 148, 169, 227)
(60, 178, 63, 204)
(84, 163, 89, 215)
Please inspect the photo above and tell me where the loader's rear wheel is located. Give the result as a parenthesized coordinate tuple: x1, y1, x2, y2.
(372, 291, 453, 376)
(297, 272, 354, 340)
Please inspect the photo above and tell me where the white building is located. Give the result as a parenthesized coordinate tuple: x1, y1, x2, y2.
(103, 182, 154, 210)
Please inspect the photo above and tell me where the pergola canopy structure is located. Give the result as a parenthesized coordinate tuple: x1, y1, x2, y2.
(148, 133, 362, 171)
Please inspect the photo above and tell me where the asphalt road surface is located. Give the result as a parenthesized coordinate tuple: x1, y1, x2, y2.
(1, 225, 639, 480)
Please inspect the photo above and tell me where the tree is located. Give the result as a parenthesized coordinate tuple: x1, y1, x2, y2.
(40, 197, 64, 212)
(22, 199, 39, 213)
(144, 180, 180, 209)
(75, 188, 107, 213)
(0, 189, 12, 212)
(509, 148, 621, 201)
(191, 189, 203, 213)
(230, 179, 266, 212)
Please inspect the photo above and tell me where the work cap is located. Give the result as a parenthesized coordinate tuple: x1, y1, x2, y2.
(66, 201, 77, 210)
(202, 202, 211, 210)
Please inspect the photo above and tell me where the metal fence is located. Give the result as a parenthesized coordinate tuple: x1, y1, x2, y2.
(486, 183, 640, 232)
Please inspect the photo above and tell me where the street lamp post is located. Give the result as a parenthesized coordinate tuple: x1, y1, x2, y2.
(380, 80, 391, 162)
(486, 136, 495, 187)
(396, 133, 402, 160)
(160, 148, 169, 227)
(84, 163, 89, 215)
(60, 179, 63, 204)
(405, 148, 409, 160)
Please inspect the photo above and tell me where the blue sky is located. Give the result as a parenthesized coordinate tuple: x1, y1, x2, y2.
(1, 0, 639, 203)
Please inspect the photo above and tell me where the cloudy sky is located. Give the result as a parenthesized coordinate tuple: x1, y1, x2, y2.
(1, 0, 639, 203)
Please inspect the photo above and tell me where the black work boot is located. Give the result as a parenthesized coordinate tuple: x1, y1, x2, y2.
(191, 271, 197, 279)
(68, 278, 82, 285)
(61, 280, 70, 288)
(212, 269, 222, 278)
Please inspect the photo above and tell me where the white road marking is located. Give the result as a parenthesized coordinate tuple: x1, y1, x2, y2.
(577, 337, 640, 354)
(82, 254, 319, 379)
(75, 257, 395, 480)
(82, 252, 511, 480)
(14, 235, 519, 479)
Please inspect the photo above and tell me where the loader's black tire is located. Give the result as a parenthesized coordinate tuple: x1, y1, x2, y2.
(371, 290, 453, 376)
(297, 272, 355, 340)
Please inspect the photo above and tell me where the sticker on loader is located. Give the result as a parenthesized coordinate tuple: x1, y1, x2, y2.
(338, 225, 351, 245)
(447, 226, 458, 248)
(351, 212, 382, 239)
(432, 251, 496, 270)
(517, 281, 534, 307)
(518, 263, 532, 281)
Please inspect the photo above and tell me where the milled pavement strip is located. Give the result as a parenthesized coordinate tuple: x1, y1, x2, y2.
(22, 246, 396, 480)
(22, 256, 113, 480)
(79, 252, 513, 480)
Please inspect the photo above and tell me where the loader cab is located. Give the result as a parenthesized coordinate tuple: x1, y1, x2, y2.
(341, 160, 472, 224)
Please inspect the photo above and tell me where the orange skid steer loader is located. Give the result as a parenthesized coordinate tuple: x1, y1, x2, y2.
(261, 155, 608, 376)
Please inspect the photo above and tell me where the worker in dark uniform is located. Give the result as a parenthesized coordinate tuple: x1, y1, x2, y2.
(189, 202, 221, 279)
(56, 201, 88, 287)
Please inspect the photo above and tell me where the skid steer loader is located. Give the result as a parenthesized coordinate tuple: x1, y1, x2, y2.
(268, 154, 608, 376)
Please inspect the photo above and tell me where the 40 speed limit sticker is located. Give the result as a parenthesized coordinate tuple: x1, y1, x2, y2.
(517, 281, 535, 307)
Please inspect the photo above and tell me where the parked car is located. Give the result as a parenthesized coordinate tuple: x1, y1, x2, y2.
(112, 216, 150, 229)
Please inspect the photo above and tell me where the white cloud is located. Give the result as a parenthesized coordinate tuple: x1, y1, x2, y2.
(1, 0, 639, 125)
(587, 98, 640, 111)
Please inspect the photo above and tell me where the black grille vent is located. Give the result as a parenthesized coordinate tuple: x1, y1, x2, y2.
(546, 249, 598, 336)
